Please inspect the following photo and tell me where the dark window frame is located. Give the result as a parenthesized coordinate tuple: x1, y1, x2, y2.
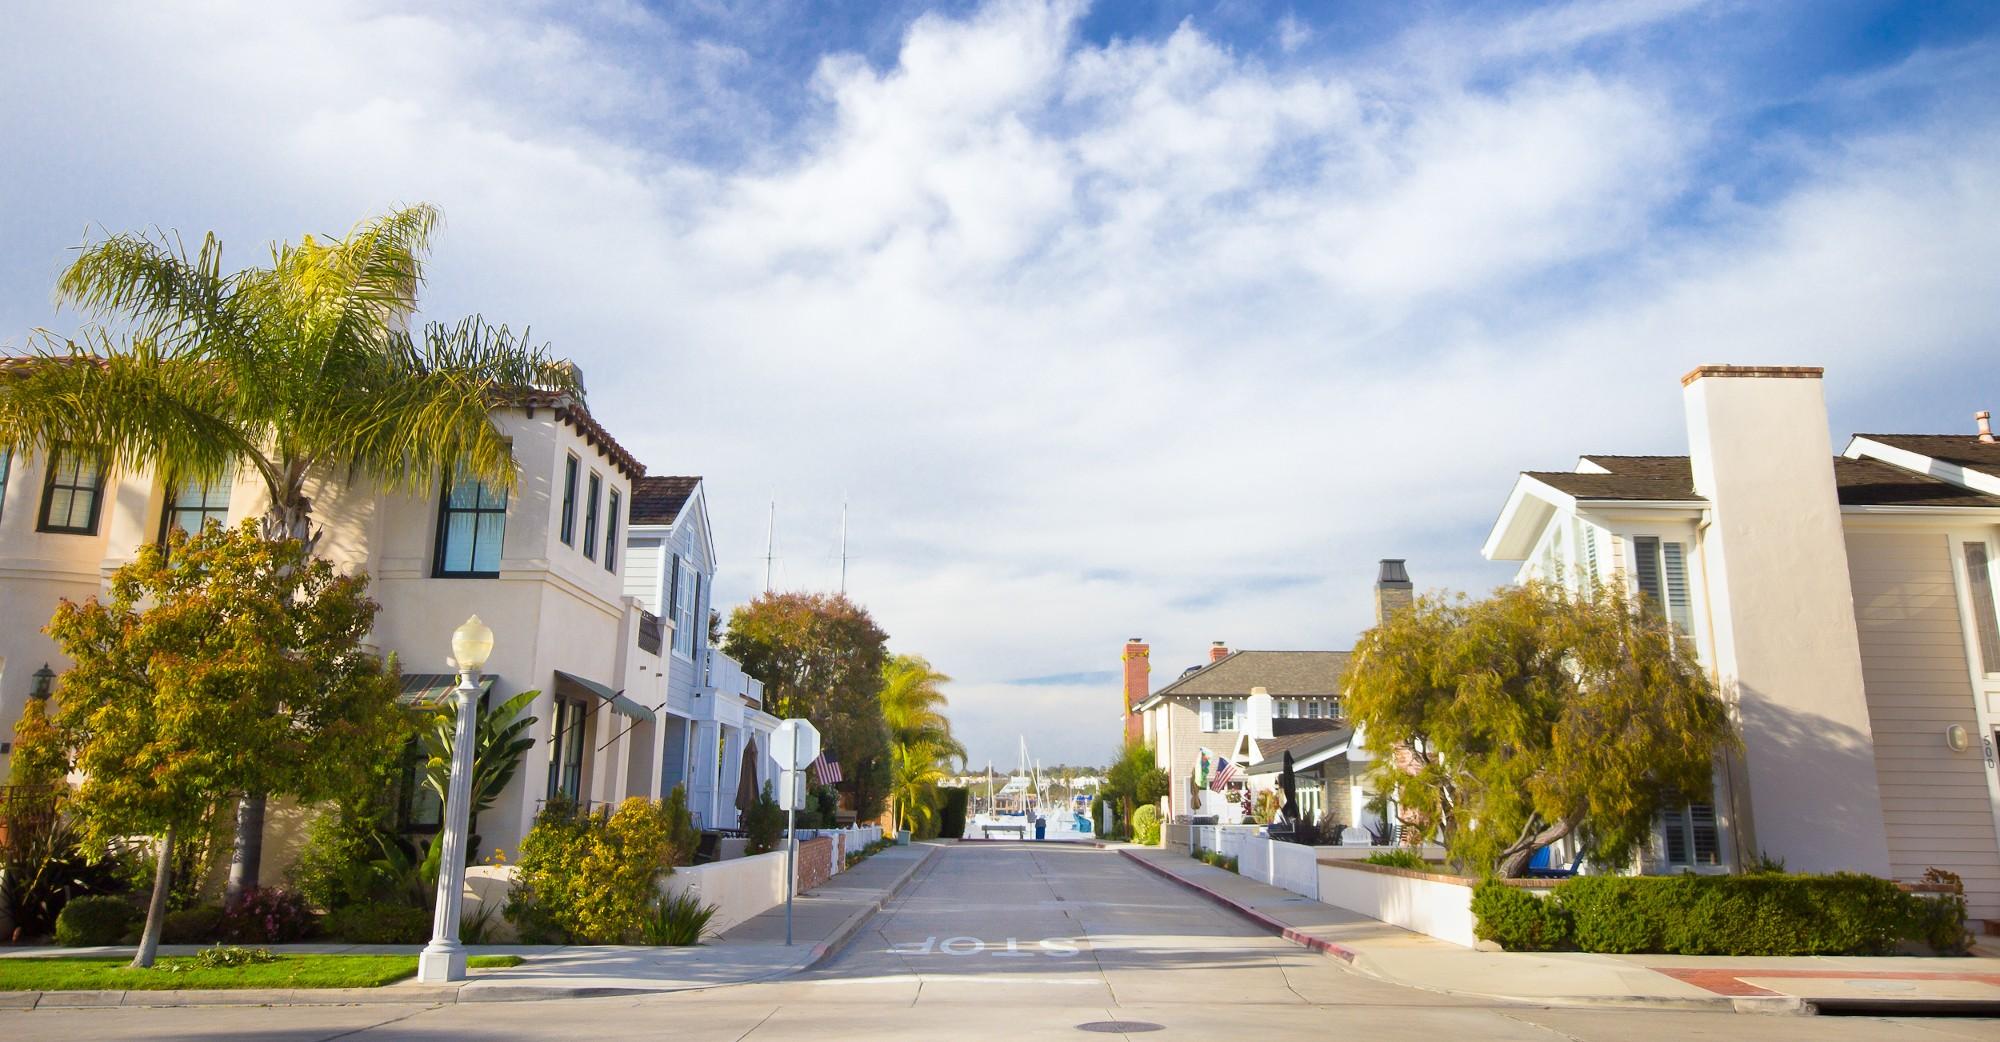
(545, 696, 588, 802)
(605, 488, 621, 572)
(432, 472, 509, 578)
(36, 446, 107, 535)
(157, 465, 234, 545)
(559, 453, 579, 547)
(582, 472, 602, 561)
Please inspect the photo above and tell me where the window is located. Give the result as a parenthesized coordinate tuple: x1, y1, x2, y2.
(37, 446, 105, 535)
(559, 454, 579, 547)
(545, 697, 588, 802)
(582, 472, 602, 560)
(1966, 543, 2000, 676)
(1212, 699, 1237, 732)
(1631, 536, 1693, 634)
(1277, 700, 1295, 719)
(666, 553, 682, 622)
(160, 462, 234, 541)
(434, 471, 508, 577)
(397, 739, 442, 834)
(604, 489, 621, 572)
(674, 559, 699, 656)
(1659, 803, 1720, 867)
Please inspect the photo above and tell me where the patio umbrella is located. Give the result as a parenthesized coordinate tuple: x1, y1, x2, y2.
(1278, 751, 1301, 824)
(734, 737, 761, 824)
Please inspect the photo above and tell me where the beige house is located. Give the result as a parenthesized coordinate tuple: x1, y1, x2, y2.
(0, 388, 661, 862)
(1484, 365, 2000, 920)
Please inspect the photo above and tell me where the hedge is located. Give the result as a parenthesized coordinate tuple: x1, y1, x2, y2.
(1472, 873, 1966, 956)
(54, 895, 138, 947)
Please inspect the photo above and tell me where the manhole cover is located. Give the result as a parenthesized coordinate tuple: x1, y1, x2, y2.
(1077, 1022, 1164, 1033)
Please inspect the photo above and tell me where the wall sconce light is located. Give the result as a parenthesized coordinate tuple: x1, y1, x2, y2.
(1946, 723, 1972, 753)
(31, 664, 56, 700)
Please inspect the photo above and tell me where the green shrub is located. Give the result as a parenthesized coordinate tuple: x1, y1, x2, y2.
(661, 784, 701, 868)
(742, 783, 784, 855)
(1194, 849, 1239, 873)
(54, 894, 138, 947)
(938, 787, 969, 839)
(1363, 849, 1428, 871)
(506, 796, 678, 944)
(1131, 806, 1161, 846)
(1470, 881, 1569, 951)
(162, 905, 227, 944)
(643, 890, 719, 946)
(1908, 869, 1971, 955)
(324, 903, 431, 944)
(221, 886, 318, 943)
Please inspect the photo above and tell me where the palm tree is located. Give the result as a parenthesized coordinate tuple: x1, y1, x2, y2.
(0, 205, 582, 904)
(879, 655, 964, 835)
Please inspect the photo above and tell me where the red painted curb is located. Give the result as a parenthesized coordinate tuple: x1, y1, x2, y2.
(1118, 849, 1359, 965)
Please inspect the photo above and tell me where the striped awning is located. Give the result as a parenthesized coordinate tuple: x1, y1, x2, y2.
(398, 673, 496, 708)
(554, 670, 651, 722)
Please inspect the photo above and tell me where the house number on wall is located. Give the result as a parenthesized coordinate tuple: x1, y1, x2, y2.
(1985, 736, 1995, 770)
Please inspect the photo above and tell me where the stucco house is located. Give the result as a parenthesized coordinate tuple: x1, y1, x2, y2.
(1483, 364, 2000, 920)
(0, 386, 658, 863)
(623, 476, 778, 830)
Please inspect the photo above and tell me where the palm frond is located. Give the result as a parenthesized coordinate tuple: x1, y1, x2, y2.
(53, 228, 249, 353)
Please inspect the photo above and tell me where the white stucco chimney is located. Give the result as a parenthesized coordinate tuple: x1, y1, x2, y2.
(1682, 365, 1891, 876)
(1977, 410, 1994, 444)
(1245, 686, 1275, 742)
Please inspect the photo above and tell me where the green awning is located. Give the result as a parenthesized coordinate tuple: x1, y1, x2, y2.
(398, 673, 496, 709)
(555, 670, 651, 722)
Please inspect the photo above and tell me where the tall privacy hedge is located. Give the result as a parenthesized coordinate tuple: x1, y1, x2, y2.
(1472, 873, 1967, 956)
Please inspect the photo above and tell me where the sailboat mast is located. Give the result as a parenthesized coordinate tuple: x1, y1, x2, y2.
(763, 501, 775, 592)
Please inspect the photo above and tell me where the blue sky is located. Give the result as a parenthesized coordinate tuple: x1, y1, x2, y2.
(4, 1, 1997, 768)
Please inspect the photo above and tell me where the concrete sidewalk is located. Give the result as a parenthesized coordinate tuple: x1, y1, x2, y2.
(3, 842, 938, 1009)
(1124, 847, 2000, 1016)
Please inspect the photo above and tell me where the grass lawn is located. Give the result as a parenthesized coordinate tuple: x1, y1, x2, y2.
(0, 953, 525, 991)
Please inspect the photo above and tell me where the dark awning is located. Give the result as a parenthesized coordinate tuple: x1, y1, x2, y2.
(398, 673, 496, 709)
(554, 670, 651, 721)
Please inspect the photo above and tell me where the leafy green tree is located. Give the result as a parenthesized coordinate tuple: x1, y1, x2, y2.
(1101, 740, 1168, 839)
(880, 655, 963, 835)
(1346, 582, 1738, 878)
(741, 782, 784, 855)
(723, 592, 891, 818)
(25, 522, 402, 966)
(0, 204, 582, 903)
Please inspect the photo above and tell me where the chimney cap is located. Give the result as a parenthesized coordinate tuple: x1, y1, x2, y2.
(1127, 636, 1146, 644)
(1377, 559, 1411, 586)
(1679, 364, 1823, 386)
(1211, 640, 1226, 647)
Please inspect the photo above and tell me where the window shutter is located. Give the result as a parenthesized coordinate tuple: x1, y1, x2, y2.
(1583, 524, 1599, 584)
(1200, 701, 1214, 732)
(1662, 542, 1693, 634)
(1632, 536, 1663, 610)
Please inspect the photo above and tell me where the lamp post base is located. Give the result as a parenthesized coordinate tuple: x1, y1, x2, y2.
(416, 940, 467, 983)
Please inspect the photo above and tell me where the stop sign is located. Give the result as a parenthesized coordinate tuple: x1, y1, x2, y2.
(770, 718, 820, 771)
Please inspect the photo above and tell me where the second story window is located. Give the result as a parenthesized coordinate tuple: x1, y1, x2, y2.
(1630, 535, 1693, 635)
(675, 559, 699, 656)
(583, 472, 602, 561)
(559, 453, 579, 547)
(161, 463, 234, 541)
(605, 489, 621, 572)
(434, 472, 508, 578)
(37, 445, 106, 535)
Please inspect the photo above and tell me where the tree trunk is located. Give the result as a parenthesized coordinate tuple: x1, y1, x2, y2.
(132, 824, 175, 970)
(1495, 818, 1576, 879)
(224, 793, 265, 909)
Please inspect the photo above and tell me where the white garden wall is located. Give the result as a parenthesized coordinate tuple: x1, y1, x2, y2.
(662, 849, 791, 934)
(1316, 861, 1482, 948)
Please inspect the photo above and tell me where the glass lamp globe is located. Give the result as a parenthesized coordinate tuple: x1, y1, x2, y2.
(451, 615, 495, 672)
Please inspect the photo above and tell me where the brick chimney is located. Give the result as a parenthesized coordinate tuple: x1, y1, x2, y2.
(1122, 638, 1149, 744)
(1209, 641, 1229, 663)
(1374, 559, 1413, 625)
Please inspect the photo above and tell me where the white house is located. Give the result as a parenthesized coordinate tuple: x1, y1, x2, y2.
(0, 384, 659, 863)
(1484, 364, 2000, 921)
(623, 476, 778, 830)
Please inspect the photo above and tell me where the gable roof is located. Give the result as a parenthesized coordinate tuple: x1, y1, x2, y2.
(1250, 725, 1354, 773)
(631, 476, 701, 526)
(1833, 456, 2000, 508)
(1853, 435, 2000, 482)
(1524, 455, 1703, 502)
(1140, 650, 1349, 707)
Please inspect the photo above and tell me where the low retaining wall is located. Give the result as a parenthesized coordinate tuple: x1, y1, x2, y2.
(795, 836, 836, 893)
(663, 849, 791, 935)
(1316, 861, 1558, 948)
(1161, 822, 1192, 853)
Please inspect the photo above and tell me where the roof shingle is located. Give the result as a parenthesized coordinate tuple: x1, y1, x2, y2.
(631, 476, 700, 526)
(1525, 456, 1702, 502)
(1147, 650, 1349, 700)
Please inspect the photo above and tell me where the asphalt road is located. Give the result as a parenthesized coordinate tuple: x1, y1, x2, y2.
(12, 843, 2000, 1041)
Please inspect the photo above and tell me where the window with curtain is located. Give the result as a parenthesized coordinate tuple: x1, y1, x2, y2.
(604, 488, 621, 571)
(1630, 535, 1694, 634)
(545, 697, 587, 802)
(37, 446, 106, 534)
(559, 453, 579, 547)
(1966, 542, 2000, 676)
(161, 462, 234, 540)
(583, 472, 602, 560)
(434, 471, 508, 577)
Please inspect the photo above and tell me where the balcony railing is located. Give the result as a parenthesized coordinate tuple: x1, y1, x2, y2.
(638, 610, 663, 656)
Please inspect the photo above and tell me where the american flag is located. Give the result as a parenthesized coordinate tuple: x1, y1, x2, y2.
(811, 750, 843, 786)
(1210, 756, 1241, 790)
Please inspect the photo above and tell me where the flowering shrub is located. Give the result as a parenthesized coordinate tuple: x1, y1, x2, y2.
(221, 887, 317, 943)
(506, 797, 678, 944)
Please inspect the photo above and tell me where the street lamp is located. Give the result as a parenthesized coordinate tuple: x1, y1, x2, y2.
(418, 615, 494, 984)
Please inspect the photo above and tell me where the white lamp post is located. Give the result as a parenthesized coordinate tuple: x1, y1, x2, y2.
(418, 614, 494, 984)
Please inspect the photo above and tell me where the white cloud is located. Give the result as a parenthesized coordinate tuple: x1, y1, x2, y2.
(2, 0, 1995, 767)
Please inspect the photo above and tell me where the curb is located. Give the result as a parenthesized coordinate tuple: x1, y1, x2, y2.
(806, 843, 940, 964)
(1117, 850, 1812, 1017)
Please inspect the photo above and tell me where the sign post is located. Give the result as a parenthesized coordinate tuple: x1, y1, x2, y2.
(769, 718, 820, 947)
